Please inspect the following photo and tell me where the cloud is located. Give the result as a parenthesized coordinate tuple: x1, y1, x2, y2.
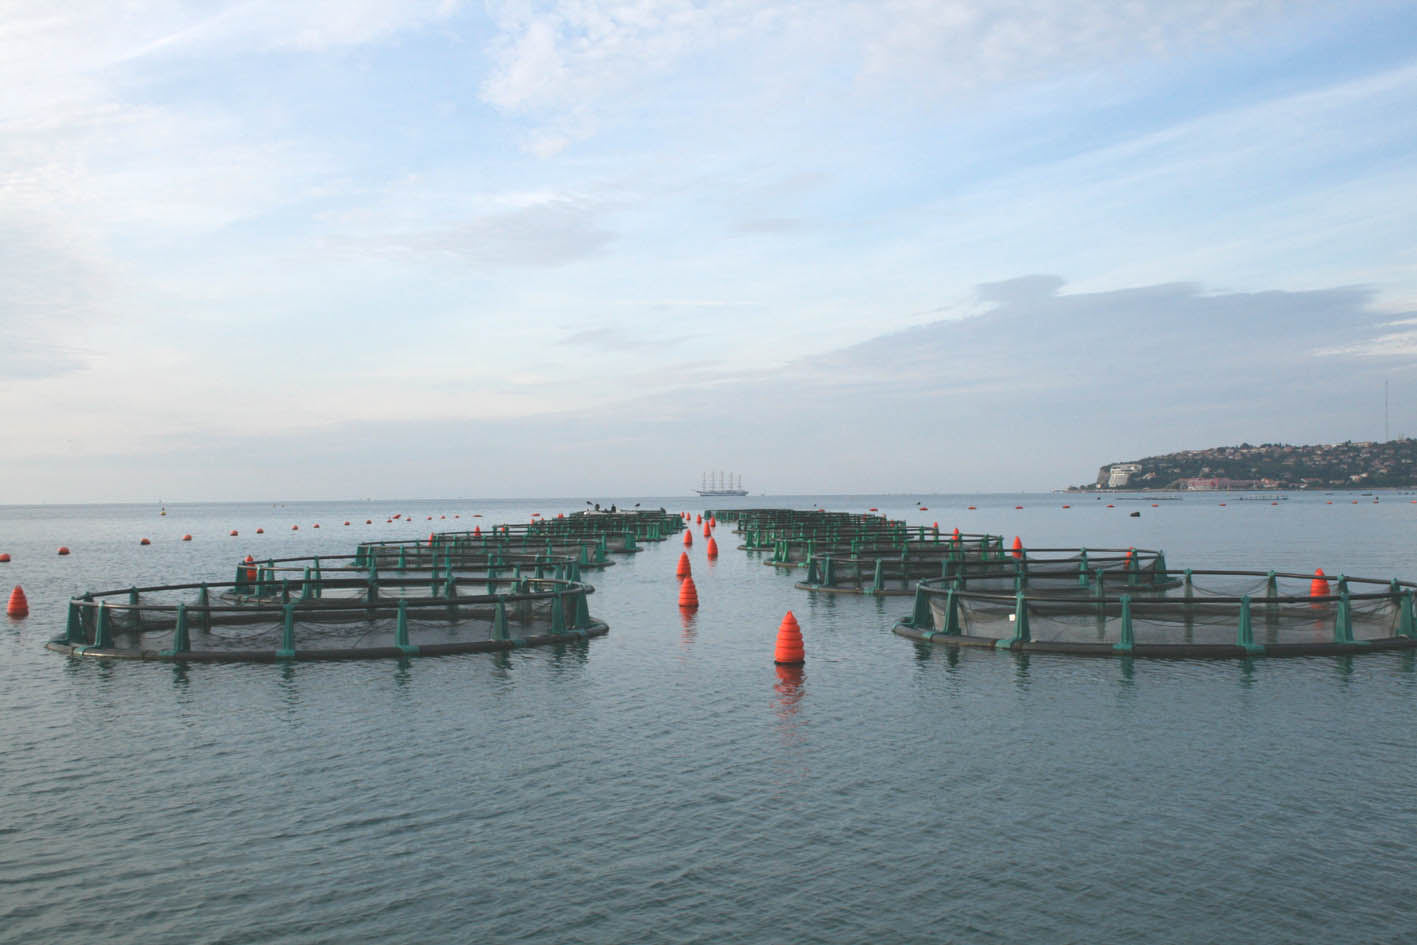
(327, 198, 615, 267)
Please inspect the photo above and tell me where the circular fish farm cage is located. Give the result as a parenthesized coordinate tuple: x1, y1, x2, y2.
(894, 570, 1417, 658)
(47, 572, 605, 662)
(796, 547, 1171, 596)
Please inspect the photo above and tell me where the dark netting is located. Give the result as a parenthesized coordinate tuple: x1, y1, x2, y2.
(894, 570, 1417, 658)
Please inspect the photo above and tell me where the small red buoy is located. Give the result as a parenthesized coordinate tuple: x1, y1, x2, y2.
(1107, 504, 1115, 508)
(869, 507, 878, 512)
(676, 552, 692, 580)
(182, 534, 192, 542)
(312, 523, 319, 528)
(57, 546, 70, 556)
(678, 576, 699, 610)
(773, 611, 804, 665)
(1015, 505, 1023, 510)
(706, 537, 719, 558)
(967, 506, 976, 510)
(918, 507, 927, 511)
(6, 586, 29, 618)
(229, 529, 239, 536)
(256, 528, 264, 534)
(683, 529, 693, 547)
(1061, 504, 1071, 509)
(139, 538, 151, 545)
(0, 553, 10, 562)
(427, 516, 433, 521)
(292, 525, 299, 530)
(344, 521, 350, 526)
(1310, 568, 1330, 598)
(366, 520, 372, 524)
(394, 514, 401, 520)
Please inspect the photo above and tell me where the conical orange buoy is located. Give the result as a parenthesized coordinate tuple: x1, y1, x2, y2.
(57, 546, 70, 556)
(428, 532, 436, 546)
(706, 537, 719, 558)
(676, 552, 692, 579)
(182, 534, 192, 541)
(1011, 536, 1023, 559)
(678, 576, 699, 610)
(952, 527, 960, 542)
(7, 586, 28, 618)
(244, 554, 257, 581)
(139, 537, 151, 545)
(702, 522, 712, 538)
(774, 610, 804, 665)
(695, 514, 702, 524)
(473, 525, 481, 537)
(710, 516, 716, 527)
(1310, 568, 1330, 598)
(683, 529, 693, 547)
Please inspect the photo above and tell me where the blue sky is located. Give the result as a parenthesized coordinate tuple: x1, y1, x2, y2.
(4, 0, 1416, 501)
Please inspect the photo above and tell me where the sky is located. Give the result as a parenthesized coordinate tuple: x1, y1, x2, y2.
(3, 0, 1416, 502)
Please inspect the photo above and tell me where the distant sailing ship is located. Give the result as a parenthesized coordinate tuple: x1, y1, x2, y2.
(696, 471, 748, 496)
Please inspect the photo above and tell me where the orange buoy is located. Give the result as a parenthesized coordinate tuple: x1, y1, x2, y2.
(710, 516, 717, 527)
(1061, 504, 1071, 509)
(952, 527, 960, 542)
(182, 534, 192, 542)
(244, 554, 257, 582)
(473, 525, 482, 537)
(427, 516, 432, 520)
(393, 514, 401, 520)
(967, 506, 976, 510)
(706, 537, 719, 558)
(678, 576, 699, 610)
(366, 520, 372, 524)
(229, 529, 238, 536)
(313, 523, 319, 528)
(441, 515, 447, 519)
(139, 537, 151, 545)
(256, 528, 264, 534)
(6, 586, 29, 618)
(1310, 568, 1330, 598)
(683, 529, 693, 547)
(676, 552, 692, 579)
(1107, 504, 1114, 508)
(773, 611, 805, 665)
(1011, 536, 1023, 559)
(428, 532, 436, 546)
(344, 521, 350, 526)
(57, 546, 70, 556)
(702, 522, 712, 538)
(869, 507, 878, 512)
(291, 525, 299, 531)
(695, 514, 702, 524)
(1151, 503, 1159, 508)
(0, 553, 10, 562)
(1015, 505, 1023, 510)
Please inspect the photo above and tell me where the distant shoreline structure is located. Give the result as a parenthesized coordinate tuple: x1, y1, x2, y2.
(1072, 439, 1417, 492)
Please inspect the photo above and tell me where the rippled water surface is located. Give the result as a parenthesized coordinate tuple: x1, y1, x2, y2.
(3, 494, 1417, 943)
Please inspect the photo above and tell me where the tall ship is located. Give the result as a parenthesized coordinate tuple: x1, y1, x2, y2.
(696, 471, 748, 496)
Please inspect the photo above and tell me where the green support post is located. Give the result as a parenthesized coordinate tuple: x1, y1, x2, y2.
(398, 547, 406, 571)
(367, 564, 379, 602)
(942, 586, 961, 636)
(65, 599, 85, 644)
(93, 602, 114, 648)
(573, 590, 591, 629)
(312, 557, 322, 599)
(1333, 583, 1356, 644)
(1236, 595, 1263, 655)
(1077, 548, 1090, 587)
(804, 556, 821, 585)
(997, 591, 1030, 649)
(163, 604, 191, 656)
(1154, 551, 1169, 585)
(301, 567, 313, 601)
(276, 603, 296, 659)
(1265, 570, 1278, 600)
(870, 559, 885, 596)
(1400, 590, 1416, 639)
(907, 586, 932, 630)
(1113, 594, 1134, 653)
(394, 599, 419, 656)
(493, 601, 509, 641)
(235, 564, 249, 594)
(551, 593, 566, 634)
(821, 556, 835, 586)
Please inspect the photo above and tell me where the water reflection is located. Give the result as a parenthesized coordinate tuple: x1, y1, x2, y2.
(393, 657, 413, 687)
(772, 665, 806, 739)
(1012, 651, 1031, 688)
(679, 610, 696, 646)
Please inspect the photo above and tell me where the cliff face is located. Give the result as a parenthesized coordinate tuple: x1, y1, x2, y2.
(1080, 440, 1417, 490)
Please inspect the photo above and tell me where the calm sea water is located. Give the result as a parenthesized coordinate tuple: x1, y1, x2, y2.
(3, 493, 1417, 944)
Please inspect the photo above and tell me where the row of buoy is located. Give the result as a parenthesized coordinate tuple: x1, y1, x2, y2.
(675, 521, 802, 664)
